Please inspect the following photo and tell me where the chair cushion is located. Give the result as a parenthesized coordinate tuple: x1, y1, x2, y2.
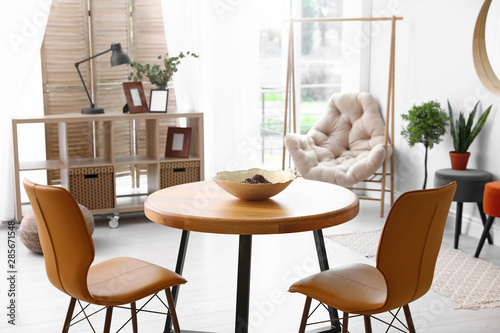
(289, 263, 387, 314)
(88, 257, 186, 305)
(285, 92, 391, 186)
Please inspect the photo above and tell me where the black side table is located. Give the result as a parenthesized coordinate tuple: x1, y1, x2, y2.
(434, 168, 492, 249)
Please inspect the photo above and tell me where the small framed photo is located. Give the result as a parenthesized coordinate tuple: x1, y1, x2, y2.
(149, 89, 169, 113)
(165, 127, 192, 158)
(122, 81, 149, 113)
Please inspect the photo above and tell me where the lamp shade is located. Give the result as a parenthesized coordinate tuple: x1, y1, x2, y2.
(75, 42, 131, 114)
(110, 43, 131, 66)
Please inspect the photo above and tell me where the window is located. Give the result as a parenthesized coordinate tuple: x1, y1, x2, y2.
(259, 0, 370, 168)
(41, 0, 176, 185)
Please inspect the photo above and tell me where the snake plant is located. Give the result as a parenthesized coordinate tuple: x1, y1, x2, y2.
(448, 101, 492, 153)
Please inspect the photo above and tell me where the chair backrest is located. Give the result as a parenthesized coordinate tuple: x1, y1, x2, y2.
(307, 92, 386, 157)
(23, 179, 95, 302)
(376, 182, 456, 311)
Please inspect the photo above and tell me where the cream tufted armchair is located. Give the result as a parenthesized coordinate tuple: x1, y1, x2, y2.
(285, 92, 393, 213)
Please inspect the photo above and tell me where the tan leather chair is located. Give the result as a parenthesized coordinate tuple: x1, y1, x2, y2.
(289, 182, 456, 333)
(23, 179, 186, 333)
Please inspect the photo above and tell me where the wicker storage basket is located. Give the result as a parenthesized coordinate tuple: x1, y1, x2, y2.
(69, 167, 115, 210)
(161, 161, 200, 188)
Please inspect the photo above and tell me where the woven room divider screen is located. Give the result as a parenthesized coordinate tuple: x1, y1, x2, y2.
(41, 0, 177, 186)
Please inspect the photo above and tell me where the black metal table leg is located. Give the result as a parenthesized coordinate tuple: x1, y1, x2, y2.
(165, 230, 190, 333)
(235, 235, 252, 333)
(313, 229, 341, 332)
(454, 202, 463, 249)
(477, 202, 493, 244)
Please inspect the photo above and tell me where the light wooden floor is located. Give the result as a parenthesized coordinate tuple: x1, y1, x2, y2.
(2, 200, 500, 332)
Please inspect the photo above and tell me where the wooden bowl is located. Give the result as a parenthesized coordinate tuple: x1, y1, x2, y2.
(213, 168, 296, 201)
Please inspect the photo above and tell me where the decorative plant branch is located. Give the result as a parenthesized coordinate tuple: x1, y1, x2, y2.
(448, 100, 492, 154)
(401, 101, 448, 189)
(128, 51, 198, 89)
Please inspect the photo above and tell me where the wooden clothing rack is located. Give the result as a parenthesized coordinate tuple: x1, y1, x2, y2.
(282, 15, 403, 217)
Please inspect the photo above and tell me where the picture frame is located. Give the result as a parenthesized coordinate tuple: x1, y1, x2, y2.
(149, 89, 169, 113)
(122, 81, 149, 113)
(165, 127, 192, 158)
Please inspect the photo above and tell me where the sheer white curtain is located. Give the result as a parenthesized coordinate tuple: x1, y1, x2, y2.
(161, 0, 261, 177)
(0, 1, 52, 221)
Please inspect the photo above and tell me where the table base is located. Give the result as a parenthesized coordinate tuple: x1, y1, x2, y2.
(236, 235, 252, 332)
(164, 230, 190, 333)
(313, 230, 341, 332)
(164, 230, 341, 333)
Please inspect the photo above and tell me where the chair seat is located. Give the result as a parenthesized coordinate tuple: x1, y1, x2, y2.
(286, 132, 390, 186)
(88, 257, 186, 305)
(289, 263, 387, 314)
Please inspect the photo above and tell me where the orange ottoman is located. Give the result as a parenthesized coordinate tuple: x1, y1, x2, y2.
(475, 181, 500, 258)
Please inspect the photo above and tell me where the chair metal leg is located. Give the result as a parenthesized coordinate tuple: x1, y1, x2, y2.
(363, 315, 372, 333)
(342, 312, 349, 333)
(130, 302, 138, 333)
(403, 304, 416, 333)
(165, 289, 181, 333)
(103, 306, 113, 333)
(62, 297, 76, 333)
(298, 297, 312, 333)
(475, 216, 496, 258)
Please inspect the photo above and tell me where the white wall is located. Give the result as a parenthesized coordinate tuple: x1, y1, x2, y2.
(370, 0, 500, 242)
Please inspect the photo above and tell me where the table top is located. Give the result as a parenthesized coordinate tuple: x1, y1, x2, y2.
(144, 178, 359, 235)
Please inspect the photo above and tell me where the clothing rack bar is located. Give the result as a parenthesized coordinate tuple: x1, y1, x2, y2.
(286, 16, 403, 23)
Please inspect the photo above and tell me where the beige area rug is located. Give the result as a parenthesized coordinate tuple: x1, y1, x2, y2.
(326, 229, 500, 310)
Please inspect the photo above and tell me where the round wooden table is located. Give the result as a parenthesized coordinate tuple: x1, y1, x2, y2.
(145, 178, 359, 333)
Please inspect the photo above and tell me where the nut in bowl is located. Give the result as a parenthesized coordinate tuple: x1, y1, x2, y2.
(213, 168, 296, 201)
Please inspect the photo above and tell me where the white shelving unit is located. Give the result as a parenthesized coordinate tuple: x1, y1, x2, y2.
(12, 111, 204, 223)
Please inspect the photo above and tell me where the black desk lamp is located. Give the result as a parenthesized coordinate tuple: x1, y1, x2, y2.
(75, 43, 131, 114)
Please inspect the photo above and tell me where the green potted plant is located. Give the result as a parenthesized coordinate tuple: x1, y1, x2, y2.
(128, 51, 198, 89)
(401, 101, 448, 189)
(448, 101, 492, 170)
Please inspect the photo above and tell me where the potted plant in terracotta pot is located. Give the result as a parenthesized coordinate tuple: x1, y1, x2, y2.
(401, 100, 448, 189)
(448, 101, 492, 170)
